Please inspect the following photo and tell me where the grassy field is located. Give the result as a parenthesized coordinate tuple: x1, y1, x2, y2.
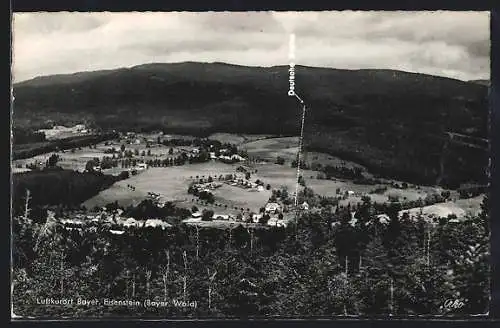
(183, 219, 266, 230)
(213, 184, 271, 210)
(208, 133, 276, 145)
(84, 162, 273, 213)
(251, 163, 303, 194)
(12, 148, 111, 171)
(84, 183, 148, 209)
(84, 160, 301, 214)
(303, 171, 450, 207)
(303, 151, 368, 172)
(399, 195, 484, 219)
(241, 136, 300, 162)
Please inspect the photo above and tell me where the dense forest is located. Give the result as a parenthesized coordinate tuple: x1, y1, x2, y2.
(13, 62, 489, 188)
(12, 127, 47, 145)
(12, 194, 489, 318)
(11, 169, 122, 220)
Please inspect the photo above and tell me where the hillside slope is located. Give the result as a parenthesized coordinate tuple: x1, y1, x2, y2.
(13, 62, 489, 187)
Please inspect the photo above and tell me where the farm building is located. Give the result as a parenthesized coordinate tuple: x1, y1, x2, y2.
(277, 219, 289, 228)
(215, 214, 230, 220)
(231, 154, 246, 161)
(252, 213, 263, 223)
(60, 218, 84, 226)
(123, 217, 141, 228)
(145, 219, 171, 229)
(267, 217, 279, 226)
(267, 218, 289, 227)
(265, 202, 282, 213)
(376, 214, 390, 225)
(331, 221, 341, 228)
(192, 212, 202, 219)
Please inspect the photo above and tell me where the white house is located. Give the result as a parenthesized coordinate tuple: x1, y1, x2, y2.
(376, 214, 390, 225)
(60, 218, 84, 226)
(257, 185, 265, 192)
(74, 124, 86, 131)
(123, 217, 140, 227)
(277, 219, 289, 228)
(231, 154, 246, 161)
(331, 221, 341, 228)
(137, 163, 148, 170)
(192, 212, 202, 219)
(145, 219, 171, 230)
(265, 202, 281, 213)
(252, 213, 263, 223)
(267, 217, 279, 226)
(110, 230, 125, 235)
(215, 214, 230, 220)
(301, 201, 310, 210)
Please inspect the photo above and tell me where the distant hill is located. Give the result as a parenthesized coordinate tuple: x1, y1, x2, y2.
(13, 62, 489, 187)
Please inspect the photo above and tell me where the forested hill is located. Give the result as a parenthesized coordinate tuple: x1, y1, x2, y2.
(13, 62, 489, 187)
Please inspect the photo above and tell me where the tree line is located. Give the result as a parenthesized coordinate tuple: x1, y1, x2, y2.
(12, 194, 489, 317)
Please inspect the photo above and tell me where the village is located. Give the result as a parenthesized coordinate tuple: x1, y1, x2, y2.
(50, 188, 304, 235)
(13, 127, 485, 236)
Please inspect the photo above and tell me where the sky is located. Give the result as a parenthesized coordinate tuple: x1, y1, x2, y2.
(12, 11, 490, 82)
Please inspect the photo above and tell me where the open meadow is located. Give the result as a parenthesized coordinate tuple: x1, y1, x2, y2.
(241, 136, 300, 162)
(303, 151, 368, 171)
(399, 195, 484, 219)
(213, 184, 271, 211)
(84, 161, 275, 215)
(12, 147, 111, 171)
(207, 133, 275, 145)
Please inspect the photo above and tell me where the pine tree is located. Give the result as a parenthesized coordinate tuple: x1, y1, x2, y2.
(360, 233, 391, 314)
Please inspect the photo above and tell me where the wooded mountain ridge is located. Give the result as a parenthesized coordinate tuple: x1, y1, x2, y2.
(13, 62, 489, 187)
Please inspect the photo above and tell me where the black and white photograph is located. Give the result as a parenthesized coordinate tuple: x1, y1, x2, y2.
(11, 11, 490, 318)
